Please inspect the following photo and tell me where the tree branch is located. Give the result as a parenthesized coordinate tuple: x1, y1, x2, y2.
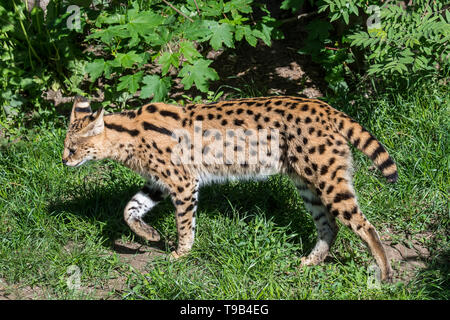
(162, 0, 194, 22)
(193, 0, 201, 16)
(279, 12, 319, 25)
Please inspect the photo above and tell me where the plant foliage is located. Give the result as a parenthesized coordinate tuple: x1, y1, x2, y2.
(0, 0, 448, 119)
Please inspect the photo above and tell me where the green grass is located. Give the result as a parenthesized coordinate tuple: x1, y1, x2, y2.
(0, 84, 448, 299)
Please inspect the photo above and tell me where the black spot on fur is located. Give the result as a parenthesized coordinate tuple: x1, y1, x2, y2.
(347, 128, 354, 139)
(370, 145, 386, 161)
(142, 121, 173, 137)
(146, 104, 158, 113)
(326, 185, 334, 194)
(318, 144, 326, 154)
(105, 123, 140, 137)
(343, 211, 352, 220)
(363, 136, 376, 150)
(160, 110, 180, 120)
(378, 157, 395, 171)
(334, 192, 354, 203)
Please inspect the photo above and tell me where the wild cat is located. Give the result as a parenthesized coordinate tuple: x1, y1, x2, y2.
(62, 95, 397, 281)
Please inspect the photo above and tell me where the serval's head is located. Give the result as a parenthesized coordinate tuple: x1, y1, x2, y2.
(62, 96, 106, 167)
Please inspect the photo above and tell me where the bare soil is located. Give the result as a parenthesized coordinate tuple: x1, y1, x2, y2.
(1, 233, 433, 300)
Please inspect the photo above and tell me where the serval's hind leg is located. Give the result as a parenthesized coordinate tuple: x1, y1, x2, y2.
(318, 179, 393, 282)
(294, 178, 339, 266)
(124, 183, 168, 242)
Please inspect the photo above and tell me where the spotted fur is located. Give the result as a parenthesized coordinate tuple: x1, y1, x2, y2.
(62, 95, 398, 281)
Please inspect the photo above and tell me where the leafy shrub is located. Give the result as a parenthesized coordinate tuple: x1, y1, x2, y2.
(282, 0, 450, 94)
(348, 1, 449, 82)
(1, 0, 448, 119)
(81, 0, 280, 106)
(0, 0, 80, 116)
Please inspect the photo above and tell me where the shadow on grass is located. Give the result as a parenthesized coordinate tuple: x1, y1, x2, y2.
(47, 175, 316, 256)
(414, 243, 450, 299)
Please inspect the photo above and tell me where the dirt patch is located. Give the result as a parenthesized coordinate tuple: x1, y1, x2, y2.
(381, 230, 432, 283)
(0, 239, 166, 300)
(0, 278, 48, 300)
(207, 39, 325, 99)
(0, 233, 435, 300)
(78, 239, 166, 300)
(387, 243, 429, 279)
(112, 239, 166, 271)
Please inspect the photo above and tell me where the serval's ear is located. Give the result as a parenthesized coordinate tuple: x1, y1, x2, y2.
(70, 95, 92, 121)
(79, 107, 105, 137)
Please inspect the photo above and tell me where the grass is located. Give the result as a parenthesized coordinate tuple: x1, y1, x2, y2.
(0, 84, 448, 300)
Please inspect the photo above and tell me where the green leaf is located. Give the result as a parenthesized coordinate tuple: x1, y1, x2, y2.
(128, 10, 165, 30)
(235, 25, 257, 46)
(199, 1, 224, 17)
(103, 59, 121, 79)
(208, 21, 235, 50)
(224, 0, 253, 14)
(117, 71, 143, 94)
(126, 10, 165, 45)
(183, 19, 214, 41)
(115, 51, 143, 68)
(140, 75, 171, 101)
(179, 41, 202, 63)
(179, 59, 219, 92)
(96, 12, 126, 26)
(398, 55, 414, 64)
(85, 59, 105, 82)
(158, 52, 180, 75)
(254, 22, 274, 46)
(342, 11, 349, 25)
(88, 25, 130, 44)
(306, 19, 332, 41)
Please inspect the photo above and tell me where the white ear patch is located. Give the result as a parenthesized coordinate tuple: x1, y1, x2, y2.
(77, 102, 90, 108)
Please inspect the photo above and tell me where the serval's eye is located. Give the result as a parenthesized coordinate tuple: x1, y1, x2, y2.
(68, 148, 76, 156)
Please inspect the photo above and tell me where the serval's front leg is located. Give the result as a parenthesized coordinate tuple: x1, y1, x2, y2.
(169, 178, 199, 259)
(124, 183, 168, 242)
